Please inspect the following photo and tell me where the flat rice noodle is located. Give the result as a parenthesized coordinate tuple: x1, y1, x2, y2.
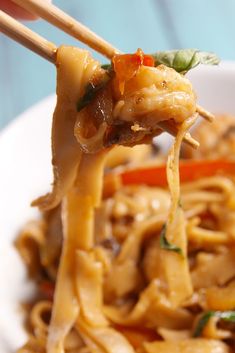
(15, 220, 45, 275)
(105, 145, 151, 168)
(115, 326, 159, 350)
(18, 336, 46, 353)
(142, 235, 166, 283)
(104, 259, 142, 299)
(93, 246, 112, 274)
(206, 281, 235, 310)
(104, 215, 166, 299)
(63, 151, 107, 252)
(47, 152, 107, 353)
(163, 116, 196, 307)
(182, 191, 224, 204)
(181, 176, 234, 195)
(47, 196, 79, 353)
(74, 151, 107, 208)
(40, 207, 63, 279)
(75, 250, 108, 327)
(163, 206, 192, 307)
(187, 226, 228, 246)
(117, 214, 166, 263)
(104, 281, 193, 330)
(157, 328, 190, 341)
(191, 248, 235, 290)
(33, 46, 102, 211)
(63, 329, 84, 351)
(77, 319, 135, 353)
(143, 339, 230, 353)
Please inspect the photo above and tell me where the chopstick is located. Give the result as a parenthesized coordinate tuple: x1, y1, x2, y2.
(158, 120, 199, 149)
(11, 0, 120, 59)
(0, 1, 212, 148)
(0, 10, 56, 62)
(196, 105, 214, 122)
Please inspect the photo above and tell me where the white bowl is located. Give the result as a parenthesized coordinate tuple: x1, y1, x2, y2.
(0, 62, 235, 352)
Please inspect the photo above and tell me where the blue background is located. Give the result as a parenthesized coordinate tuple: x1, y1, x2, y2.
(1, 0, 235, 129)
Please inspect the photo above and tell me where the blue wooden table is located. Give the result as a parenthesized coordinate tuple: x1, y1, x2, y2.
(1, 0, 235, 130)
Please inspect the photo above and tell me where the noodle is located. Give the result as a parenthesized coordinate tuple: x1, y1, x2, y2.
(16, 46, 235, 353)
(162, 114, 198, 307)
(143, 339, 229, 353)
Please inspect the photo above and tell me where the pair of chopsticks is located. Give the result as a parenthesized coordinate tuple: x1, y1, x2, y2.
(0, 0, 213, 148)
(0, 0, 119, 62)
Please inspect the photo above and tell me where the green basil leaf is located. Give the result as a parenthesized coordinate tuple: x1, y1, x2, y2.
(193, 310, 235, 337)
(159, 224, 183, 255)
(219, 310, 235, 322)
(152, 49, 220, 74)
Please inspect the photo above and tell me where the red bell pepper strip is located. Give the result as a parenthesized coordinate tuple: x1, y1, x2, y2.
(120, 160, 235, 187)
(112, 48, 154, 93)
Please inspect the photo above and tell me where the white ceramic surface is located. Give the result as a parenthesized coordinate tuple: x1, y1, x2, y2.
(1, 62, 235, 352)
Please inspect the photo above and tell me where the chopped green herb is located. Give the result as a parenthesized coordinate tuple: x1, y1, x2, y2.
(193, 310, 235, 337)
(152, 49, 220, 74)
(101, 63, 112, 70)
(220, 311, 235, 322)
(159, 224, 183, 255)
(193, 311, 215, 337)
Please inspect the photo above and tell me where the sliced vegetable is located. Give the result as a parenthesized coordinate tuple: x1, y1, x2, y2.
(121, 160, 235, 187)
(112, 48, 154, 93)
(112, 48, 154, 75)
(103, 160, 235, 198)
(160, 224, 183, 255)
(194, 311, 235, 337)
(152, 49, 220, 74)
(121, 164, 167, 187)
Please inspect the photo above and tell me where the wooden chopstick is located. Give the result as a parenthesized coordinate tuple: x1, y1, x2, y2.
(11, 0, 120, 59)
(0, 10, 56, 62)
(196, 105, 214, 122)
(158, 121, 199, 149)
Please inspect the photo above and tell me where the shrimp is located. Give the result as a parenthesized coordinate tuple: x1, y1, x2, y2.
(75, 49, 197, 152)
(113, 64, 196, 128)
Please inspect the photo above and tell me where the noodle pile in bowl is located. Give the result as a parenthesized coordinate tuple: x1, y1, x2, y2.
(16, 46, 235, 353)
